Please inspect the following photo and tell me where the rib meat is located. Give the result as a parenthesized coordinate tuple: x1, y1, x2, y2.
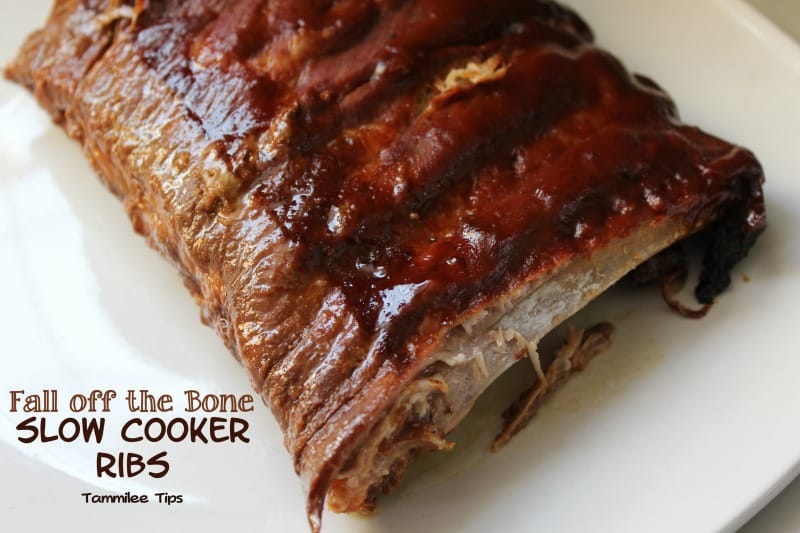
(5, 1, 766, 531)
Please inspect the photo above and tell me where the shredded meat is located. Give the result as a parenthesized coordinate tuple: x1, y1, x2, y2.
(493, 323, 615, 451)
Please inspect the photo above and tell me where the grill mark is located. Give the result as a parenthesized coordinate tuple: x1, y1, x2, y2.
(331, 43, 586, 240)
(121, 0, 764, 389)
(302, 44, 592, 336)
(278, 39, 611, 443)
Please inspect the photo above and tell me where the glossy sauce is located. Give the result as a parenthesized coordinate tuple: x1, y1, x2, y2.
(131, 0, 765, 362)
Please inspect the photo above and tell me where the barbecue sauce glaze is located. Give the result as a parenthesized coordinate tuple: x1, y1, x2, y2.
(131, 0, 765, 365)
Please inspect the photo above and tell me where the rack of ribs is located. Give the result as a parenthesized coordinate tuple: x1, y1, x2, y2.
(5, 1, 765, 531)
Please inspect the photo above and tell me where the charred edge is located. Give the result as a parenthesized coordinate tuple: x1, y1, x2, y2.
(631, 173, 765, 312)
(695, 194, 765, 305)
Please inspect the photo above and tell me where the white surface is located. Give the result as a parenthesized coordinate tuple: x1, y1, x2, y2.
(739, 2, 800, 531)
(1, 1, 799, 532)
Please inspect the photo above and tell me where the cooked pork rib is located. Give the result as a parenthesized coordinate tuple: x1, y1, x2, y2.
(6, 1, 765, 531)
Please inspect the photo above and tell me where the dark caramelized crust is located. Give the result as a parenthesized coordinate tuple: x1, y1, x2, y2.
(5, 1, 765, 530)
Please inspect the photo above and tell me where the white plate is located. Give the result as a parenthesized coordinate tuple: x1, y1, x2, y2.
(1, 1, 799, 532)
